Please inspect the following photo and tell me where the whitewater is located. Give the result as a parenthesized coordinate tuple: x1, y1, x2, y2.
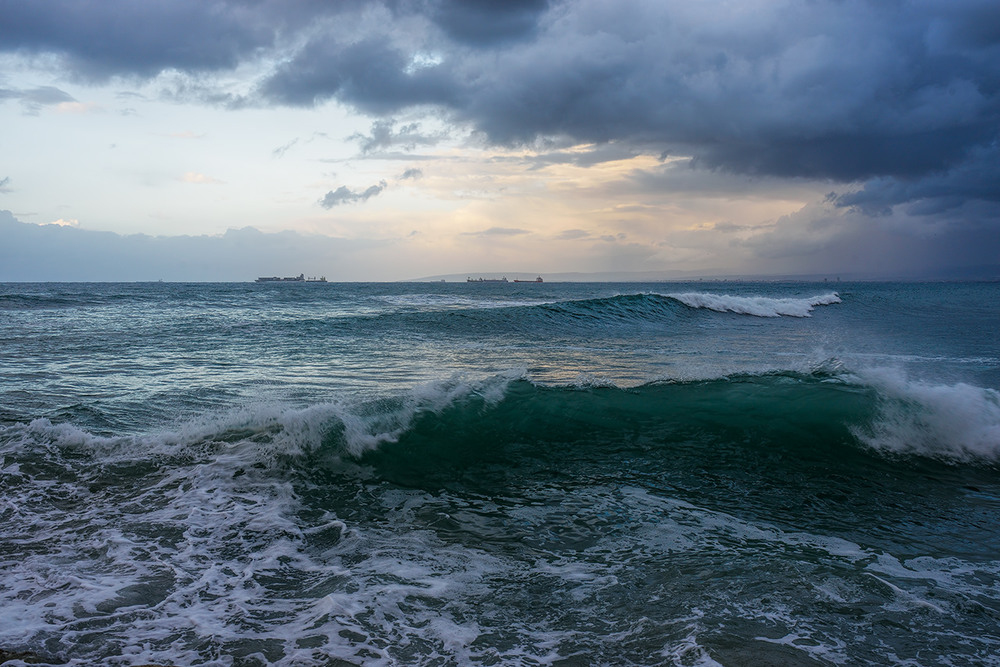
(1, 280, 998, 666)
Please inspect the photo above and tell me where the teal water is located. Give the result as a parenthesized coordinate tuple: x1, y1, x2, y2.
(1, 281, 998, 665)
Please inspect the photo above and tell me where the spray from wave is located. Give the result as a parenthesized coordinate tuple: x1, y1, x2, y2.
(852, 367, 1000, 462)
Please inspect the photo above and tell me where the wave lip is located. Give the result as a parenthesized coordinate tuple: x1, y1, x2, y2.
(665, 292, 841, 317)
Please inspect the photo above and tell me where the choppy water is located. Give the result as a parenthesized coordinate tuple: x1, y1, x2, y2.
(1, 281, 998, 666)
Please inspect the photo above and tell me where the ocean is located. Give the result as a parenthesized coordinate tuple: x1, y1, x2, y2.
(0, 280, 998, 666)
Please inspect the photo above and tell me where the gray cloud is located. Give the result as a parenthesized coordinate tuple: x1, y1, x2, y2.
(259, 36, 459, 113)
(831, 142, 1000, 215)
(0, 177, 10, 192)
(521, 142, 644, 170)
(271, 138, 299, 158)
(0, 86, 75, 114)
(423, 0, 550, 46)
(400, 168, 423, 180)
(712, 222, 751, 234)
(462, 227, 530, 237)
(319, 181, 388, 208)
(350, 119, 446, 154)
(263, 2, 998, 215)
(0, 0, 296, 81)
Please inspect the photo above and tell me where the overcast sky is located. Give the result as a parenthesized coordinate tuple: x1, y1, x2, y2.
(1, 0, 998, 280)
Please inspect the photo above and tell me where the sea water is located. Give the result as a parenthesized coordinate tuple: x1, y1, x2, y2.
(0, 281, 998, 666)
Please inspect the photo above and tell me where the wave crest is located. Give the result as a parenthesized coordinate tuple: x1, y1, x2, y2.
(664, 291, 842, 317)
(853, 368, 1000, 462)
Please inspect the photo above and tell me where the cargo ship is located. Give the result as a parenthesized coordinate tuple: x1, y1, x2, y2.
(255, 274, 327, 283)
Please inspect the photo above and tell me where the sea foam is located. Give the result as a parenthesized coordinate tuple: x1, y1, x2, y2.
(855, 368, 1000, 462)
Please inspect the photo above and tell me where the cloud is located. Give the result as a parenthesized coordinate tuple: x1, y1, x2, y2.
(259, 35, 459, 113)
(423, 0, 550, 46)
(524, 142, 645, 169)
(247, 0, 998, 228)
(349, 119, 446, 154)
(319, 181, 387, 208)
(400, 168, 423, 180)
(462, 227, 530, 237)
(831, 141, 1000, 216)
(45, 218, 80, 227)
(2, 0, 998, 230)
(712, 222, 753, 234)
(272, 138, 298, 158)
(0, 177, 10, 193)
(0, 0, 296, 81)
(0, 85, 76, 114)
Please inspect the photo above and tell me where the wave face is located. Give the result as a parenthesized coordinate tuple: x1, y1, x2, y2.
(1, 280, 998, 666)
(385, 290, 843, 334)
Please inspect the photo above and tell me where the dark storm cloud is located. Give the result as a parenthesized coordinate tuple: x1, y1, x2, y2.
(319, 181, 388, 208)
(423, 0, 550, 45)
(259, 37, 458, 113)
(0, 0, 289, 80)
(831, 142, 1000, 214)
(249, 1, 1000, 196)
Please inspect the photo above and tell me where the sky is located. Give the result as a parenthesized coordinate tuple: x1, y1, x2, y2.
(1, 0, 998, 281)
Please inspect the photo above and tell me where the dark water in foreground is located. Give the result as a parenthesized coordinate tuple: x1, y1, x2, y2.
(1, 281, 998, 666)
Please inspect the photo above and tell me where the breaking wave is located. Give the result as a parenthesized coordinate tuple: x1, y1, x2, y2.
(663, 291, 842, 317)
(4, 364, 996, 468)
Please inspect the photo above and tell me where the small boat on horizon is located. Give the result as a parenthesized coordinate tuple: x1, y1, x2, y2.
(514, 276, 544, 283)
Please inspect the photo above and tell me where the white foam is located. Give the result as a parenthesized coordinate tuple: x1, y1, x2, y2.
(0, 370, 526, 466)
(854, 367, 1000, 461)
(333, 369, 522, 457)
(665, 291, 841, 317)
